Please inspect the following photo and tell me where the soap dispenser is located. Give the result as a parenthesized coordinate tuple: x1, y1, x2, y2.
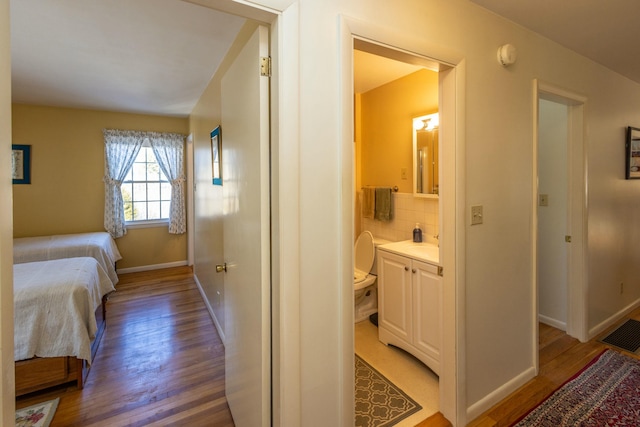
(413, 223, 423, 243)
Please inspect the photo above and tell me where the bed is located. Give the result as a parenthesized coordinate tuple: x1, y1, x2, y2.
(14, 257, 116, 396)
(13, 232, 122, 285)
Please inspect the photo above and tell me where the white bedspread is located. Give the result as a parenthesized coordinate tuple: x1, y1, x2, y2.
(14, 257, 116, 363)
(13, 232, 122, 285)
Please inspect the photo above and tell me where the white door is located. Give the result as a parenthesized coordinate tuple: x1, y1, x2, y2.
(221, 25, 271, 427)
(537, 98, 569, 329)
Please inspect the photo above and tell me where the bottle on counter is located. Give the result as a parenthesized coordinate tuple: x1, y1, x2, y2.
(413, 223, 423, 243)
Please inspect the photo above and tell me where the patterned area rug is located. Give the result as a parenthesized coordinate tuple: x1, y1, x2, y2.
(511, 349, 640, 426)
(355, 354, 422, 427)
(15, 398, 59, 427)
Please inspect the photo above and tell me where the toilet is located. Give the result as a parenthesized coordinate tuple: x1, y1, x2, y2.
(354, 231, 390, 323)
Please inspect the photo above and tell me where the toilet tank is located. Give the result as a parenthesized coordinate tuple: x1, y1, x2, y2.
(370, 237, 393, 275)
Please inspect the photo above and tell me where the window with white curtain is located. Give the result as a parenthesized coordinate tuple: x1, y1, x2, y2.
(103, 129, 186, 238)
(121, 143, 171, 223)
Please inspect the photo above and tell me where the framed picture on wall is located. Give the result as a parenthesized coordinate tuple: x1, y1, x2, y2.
(626, 126, 640, 179)
(211, 126, 222, 185)
(12, 144, 31, 185)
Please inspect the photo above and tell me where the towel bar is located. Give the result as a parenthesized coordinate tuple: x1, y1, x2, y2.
(361, 186, 399, 192)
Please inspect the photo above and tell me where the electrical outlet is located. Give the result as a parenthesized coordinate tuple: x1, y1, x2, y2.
(401, 167, 408, 180)
(471, 205, 483, 225)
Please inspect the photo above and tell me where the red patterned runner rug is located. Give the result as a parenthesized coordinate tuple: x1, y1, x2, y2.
(511, 349, 640, 426)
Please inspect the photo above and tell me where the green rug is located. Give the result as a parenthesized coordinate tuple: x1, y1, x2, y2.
(15, 398, 59, 427)
(355, 355, 422, 427)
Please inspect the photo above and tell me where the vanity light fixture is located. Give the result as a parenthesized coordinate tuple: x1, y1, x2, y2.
(497, 43, 517, 67)
(413, 113, 439, 131)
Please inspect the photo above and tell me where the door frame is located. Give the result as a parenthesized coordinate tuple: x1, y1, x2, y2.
(532, 80, 588, 371)
(340, 16, 466, 425)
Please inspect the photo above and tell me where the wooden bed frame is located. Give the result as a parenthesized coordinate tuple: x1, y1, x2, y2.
(15, 295, 108, 396)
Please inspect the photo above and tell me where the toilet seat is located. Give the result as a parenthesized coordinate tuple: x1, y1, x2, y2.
(355, 231, 375, 272)
(354, 231, 375, 290)
(354, 270, 376, 290)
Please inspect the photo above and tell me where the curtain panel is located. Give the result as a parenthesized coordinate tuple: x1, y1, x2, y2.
(103, 129, 186, 238)
(148, 132, 187, 234)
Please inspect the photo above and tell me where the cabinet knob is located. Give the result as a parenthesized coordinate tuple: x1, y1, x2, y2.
(412, 268, 416, 273)
(404, 266, 409, 271)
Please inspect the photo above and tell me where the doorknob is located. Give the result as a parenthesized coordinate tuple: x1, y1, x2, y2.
(216, 263, 227, 273)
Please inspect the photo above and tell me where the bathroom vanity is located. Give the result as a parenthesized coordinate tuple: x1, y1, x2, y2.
(376, 240, 441, 375)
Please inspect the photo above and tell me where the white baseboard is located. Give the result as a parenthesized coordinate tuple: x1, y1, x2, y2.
(466, 366, 536, 422)
(116, 260, 188, 274)
(589, 298, 640, 339)
(193, 273, 225, 345)
(538, 314, 566, 331)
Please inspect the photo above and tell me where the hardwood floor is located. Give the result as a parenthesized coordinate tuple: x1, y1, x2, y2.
(466, 311, 640, 427)
(18, 266, 640, 427)
(417, 309, 640, 427)
(16, 266, 234, 427)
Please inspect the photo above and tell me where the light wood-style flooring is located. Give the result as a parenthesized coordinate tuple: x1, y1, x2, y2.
(16, 266, 234, 426)
(418, 307, 640, 427)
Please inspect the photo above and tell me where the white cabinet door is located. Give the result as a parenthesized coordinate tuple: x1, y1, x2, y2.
(413, 259, 442, 373)
(378, 250, 412, 344)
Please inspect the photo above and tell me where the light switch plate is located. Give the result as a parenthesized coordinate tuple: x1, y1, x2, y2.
(539, 194, 549, 206)
(471, 205, 483, 225)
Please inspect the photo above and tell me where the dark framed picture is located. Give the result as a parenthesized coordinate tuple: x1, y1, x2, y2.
(211, 126, 222, 185)
(12, 144, 31, 184)
(626, 126, 640, 179)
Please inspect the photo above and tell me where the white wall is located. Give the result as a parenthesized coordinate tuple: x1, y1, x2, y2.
(285, 0, 640, 421)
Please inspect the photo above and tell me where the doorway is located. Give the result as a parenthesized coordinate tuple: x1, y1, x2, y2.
(353, 44, 441, 422)
(348, 33, 461, 424)
(534, 80, 588, 358)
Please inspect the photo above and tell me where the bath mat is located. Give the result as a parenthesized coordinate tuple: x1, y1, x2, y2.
(15, 397, 59, 427)
(355, 354, 421, 427)
(600, 319, 640, 353)
(510, 349, 640, 426)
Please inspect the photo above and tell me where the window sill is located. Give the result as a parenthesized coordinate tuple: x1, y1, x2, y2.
(125, 220, 168, 230)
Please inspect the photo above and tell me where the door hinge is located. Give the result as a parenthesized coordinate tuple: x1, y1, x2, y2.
(438, 266, 444, 277)
(260, 56, 271, 77)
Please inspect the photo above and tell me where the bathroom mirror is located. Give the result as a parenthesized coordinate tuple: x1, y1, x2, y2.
(413, 113, 439, 198)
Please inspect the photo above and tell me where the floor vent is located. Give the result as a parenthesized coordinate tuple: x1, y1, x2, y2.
(601, 319, 640, 353)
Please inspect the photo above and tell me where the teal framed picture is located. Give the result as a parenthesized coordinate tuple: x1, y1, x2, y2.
(12, 144, 31, 184)
(211, 126, 222, 185)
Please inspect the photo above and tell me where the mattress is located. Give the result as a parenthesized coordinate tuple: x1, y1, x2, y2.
(13, 232, 122, 285)
(14, 257, 116, 363)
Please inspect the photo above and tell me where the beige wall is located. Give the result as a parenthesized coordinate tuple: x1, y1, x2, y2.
(11, 104, 188, 269)
(358, 69, 438, 194)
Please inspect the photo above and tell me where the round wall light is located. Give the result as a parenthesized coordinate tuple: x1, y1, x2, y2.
(497, 44, 517, 67)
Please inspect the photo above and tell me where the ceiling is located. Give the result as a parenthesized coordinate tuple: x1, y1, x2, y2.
(468, 0, 640, 84)
(10, 0, 245, 117)
(10, 1, 640, 117)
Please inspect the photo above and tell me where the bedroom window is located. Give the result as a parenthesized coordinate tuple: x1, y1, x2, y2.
(121, 145, 171, 223)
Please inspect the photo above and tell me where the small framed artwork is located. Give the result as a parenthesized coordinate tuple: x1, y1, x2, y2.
(211, 126, 222, 185)
(12, 144, 31, 185)
(626, 126, 640, 179)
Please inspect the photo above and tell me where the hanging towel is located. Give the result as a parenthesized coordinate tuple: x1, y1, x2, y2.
(374, 187, 393, 222)
(362, 187, 375, 219)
